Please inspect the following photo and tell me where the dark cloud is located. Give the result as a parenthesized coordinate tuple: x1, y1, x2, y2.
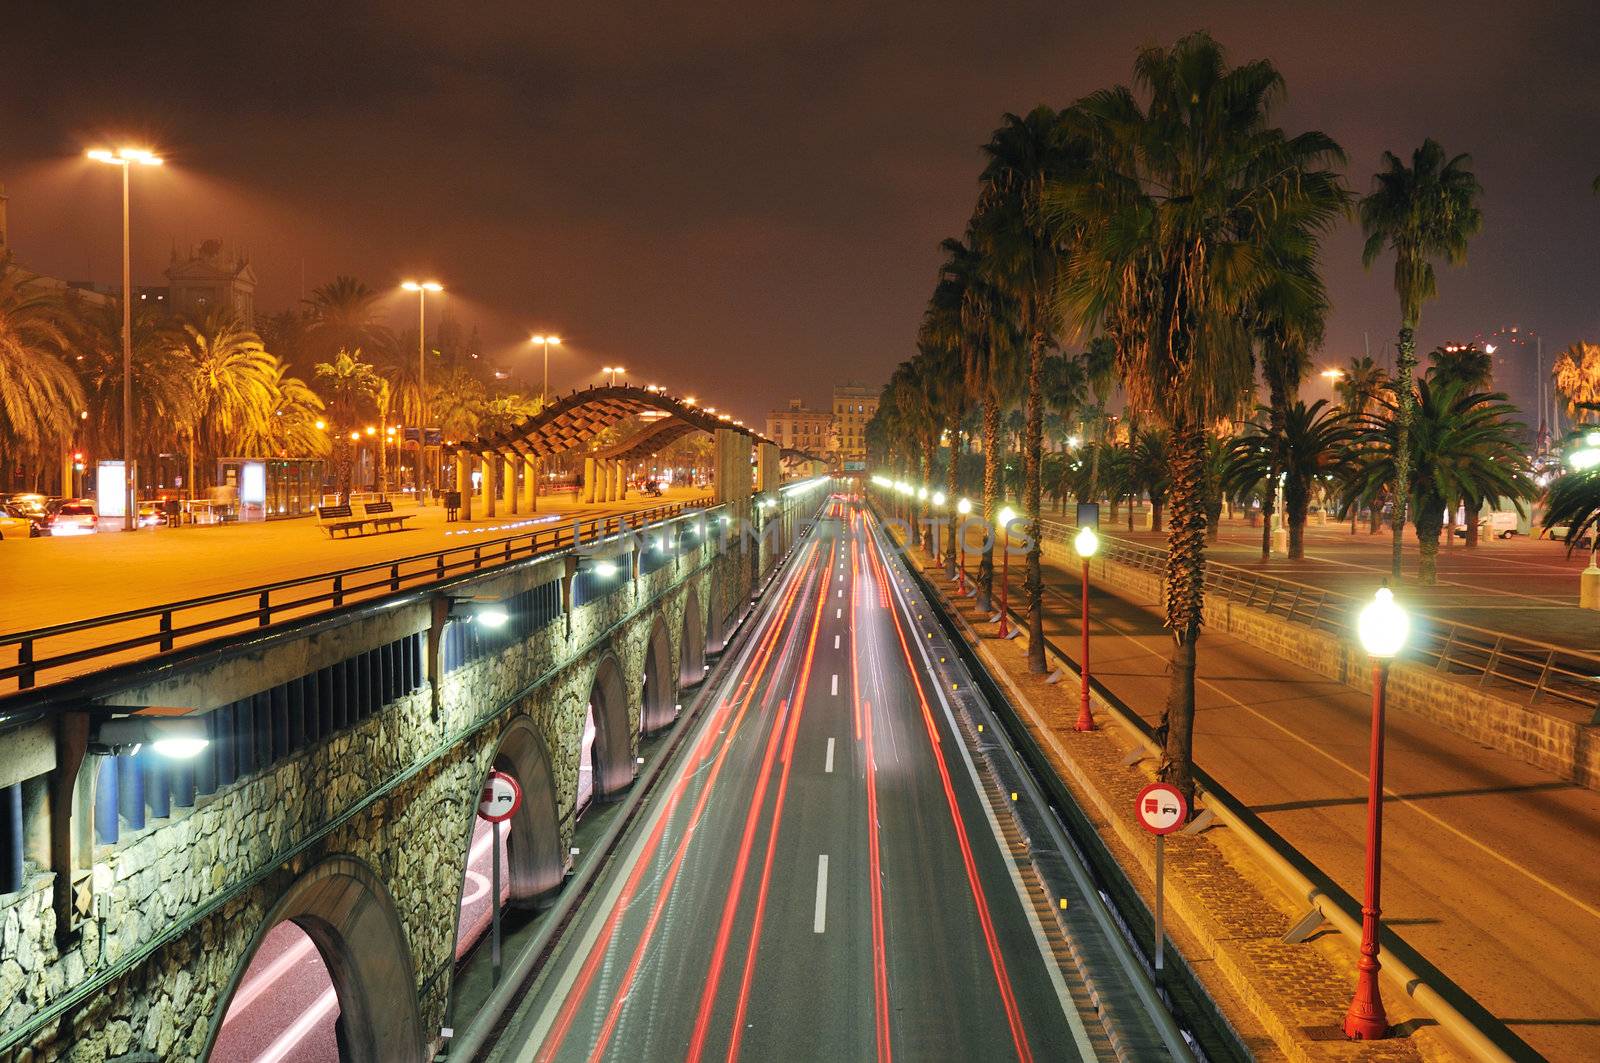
(3, 2, 1597, 424)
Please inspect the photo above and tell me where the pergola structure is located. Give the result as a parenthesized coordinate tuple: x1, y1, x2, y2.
(447, 384, 782, 519)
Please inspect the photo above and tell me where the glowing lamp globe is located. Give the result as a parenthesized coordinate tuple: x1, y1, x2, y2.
(932, 491, 946, 507)
(1357, 587, 1408, 659)
(918, 487, 928, 500)
(957, 498, 972, 516)
(997, 506, 1017, 531)
(1074, 526, 1099, 559)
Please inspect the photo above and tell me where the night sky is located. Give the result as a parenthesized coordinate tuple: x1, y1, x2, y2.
(3, 2, 1597, 426)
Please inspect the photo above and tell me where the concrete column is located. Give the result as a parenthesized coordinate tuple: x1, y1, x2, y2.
(523, 456, 538, 511)
(506, 456, 519, 515)
(583, 456, 598, 504)
(482, 454, 498, 518)
(757, 442, 780, 494)
(455, 451, 473, 520)
(614, 460, 626, 501)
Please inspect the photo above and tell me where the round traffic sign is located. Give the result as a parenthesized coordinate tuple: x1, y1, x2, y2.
(477, 770, 522, 823)
(1135, 782, 1187, 835)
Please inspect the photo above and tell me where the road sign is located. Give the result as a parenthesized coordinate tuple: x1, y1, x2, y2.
(478, 770, 522, 823)
(1135, 782, 1187, 834)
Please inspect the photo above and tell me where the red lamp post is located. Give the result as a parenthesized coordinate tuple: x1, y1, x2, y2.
(1073, 526, 1099, 731)
(955, 498, 972, 596)
(1344, 585, 1408, 1041)
(996, 506, 1016, 637)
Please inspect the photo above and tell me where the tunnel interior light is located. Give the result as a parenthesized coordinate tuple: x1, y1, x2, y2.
(593, 560, 619, 579)
(91, 715, 209, 759)
(475, 605, 510, 628)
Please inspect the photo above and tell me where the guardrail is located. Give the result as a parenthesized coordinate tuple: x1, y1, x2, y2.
(0, 498, 712, 695)
(1038, 517, 1600, 723)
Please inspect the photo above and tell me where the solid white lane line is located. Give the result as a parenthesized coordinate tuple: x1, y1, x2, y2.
(825, 737, 835, 773)
(831, 674, 839, 696)
(814, 855, 830, 933)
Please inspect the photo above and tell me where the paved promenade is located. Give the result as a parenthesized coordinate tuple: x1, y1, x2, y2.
(0, 487, 708, 691)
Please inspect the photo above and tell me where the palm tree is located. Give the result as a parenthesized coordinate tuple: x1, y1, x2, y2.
(1226, 400, 1359, 558)
(1359, 139, 1484, 580)
(174, 311, 280, 491)
(918, 295, 968, 575)
(1342, 379, 1533, 584)
(979, 106, 1079, 672)
(1129, 427, 1170, 531)
(69, 294, 190, 469)
(0, 256, 83, 486)
(1427, 343, 1494, 393)
(1552, 342, 1600, 423)
(236, 363, 327, 460)
(1051, 31, 1346, 801)
(1079, 336, 1119, 503)
(1335, 356, 1389, 417)
(303, 276, 396, 367)
(313, 348, 383, 498)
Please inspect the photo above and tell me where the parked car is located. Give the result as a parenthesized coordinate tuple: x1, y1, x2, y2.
(0, 509, 32, 540)
(137, 503, 166, 528)
(1451, 510, 1521, 540)
(48, 500, 99, 536)
(0, 500, 46, 536)
(1541, 523, 1593, 551)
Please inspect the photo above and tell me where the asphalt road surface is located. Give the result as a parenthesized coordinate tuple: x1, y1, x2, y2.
(488, 497, 1133, 1062)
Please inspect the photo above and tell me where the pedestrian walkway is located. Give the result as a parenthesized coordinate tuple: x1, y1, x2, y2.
(953, 531, 1600, 1061)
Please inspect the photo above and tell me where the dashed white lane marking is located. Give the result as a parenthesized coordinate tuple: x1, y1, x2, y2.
(836, 608, 842, 620)
(834, 635, 840, 650)
(825, 737, 835, 773)
(831, 674, 839, 696)
(814, 855, 830, 933)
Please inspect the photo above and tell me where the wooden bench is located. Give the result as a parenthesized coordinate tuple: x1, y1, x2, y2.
(316, 504, 370, 538)
(362, 500, 414, 534)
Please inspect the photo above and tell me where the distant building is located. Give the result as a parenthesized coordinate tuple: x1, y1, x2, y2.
(165, 239, 257, 326)
(831, 382, 878, 469)
(765, 398, 833, 455)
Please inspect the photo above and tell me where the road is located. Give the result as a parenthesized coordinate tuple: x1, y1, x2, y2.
(983, 530, 1600, 1061)
(0, 488, 706, 692)
(487, 497, 1147, 1062)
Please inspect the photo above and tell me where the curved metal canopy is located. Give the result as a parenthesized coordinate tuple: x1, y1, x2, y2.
(452, 384, 770, 459)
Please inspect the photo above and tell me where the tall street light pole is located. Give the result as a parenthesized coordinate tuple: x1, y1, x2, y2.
(1345, 584, 1409, 1041)
(1074, 525, 1100, 731)
(88, 147, 162, 531)
(602, 366, 626, 387)
(530, 334, 562, 405)
(401, 280, 442, 499)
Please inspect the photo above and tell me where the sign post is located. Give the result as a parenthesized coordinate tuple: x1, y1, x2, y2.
(477, 769, 522, 985)
(1135, 781, 1187, 991)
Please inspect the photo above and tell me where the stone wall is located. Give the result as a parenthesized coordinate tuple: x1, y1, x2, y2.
(0, 499, 778, 1062)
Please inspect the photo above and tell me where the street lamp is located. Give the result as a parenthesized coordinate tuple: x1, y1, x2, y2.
(401, 280, 443, 499)
(602, 366, 625, 387)
(1344, 585, 1409, 1041)
(931, 490, 946, 563)
(1074, 526, 1100, 731)
(88, 146, 163, 530)
(530, 334, 562, 405)
(956, 498, 972, 595)
(996, 505, 1017, 638)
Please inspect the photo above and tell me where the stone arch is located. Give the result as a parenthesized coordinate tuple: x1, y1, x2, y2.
(585, 653, 636, 803)
(679, 584, 706, 687)
(640, 614, 677, 734)
(204, 855, 425, 1063)
(479, 715, 564, 904)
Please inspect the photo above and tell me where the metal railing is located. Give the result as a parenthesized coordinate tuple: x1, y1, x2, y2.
(0, 498, 712, 695)
(1039, 517, 1600, 722)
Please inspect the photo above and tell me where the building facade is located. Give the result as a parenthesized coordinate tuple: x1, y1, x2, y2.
(165, 239, 257, 326)
(764, 398, 833, 455)
(831, 382, 878, 469)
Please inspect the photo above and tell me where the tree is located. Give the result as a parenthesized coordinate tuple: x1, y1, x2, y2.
(1051, 31, 1345, 801)
(1427, 343, 1493, 393)
(0, 256, 83, 485)
(1335, 356, 1389, 417)
(236, 362, 327, 460)
(303, 276, 396, 367)
(314, 348, 383, 498)
(979, 106, 1080, 672)
(1128, 427, 1169, 531)
(1552, 342, 1600, 423)
(1225, 400, 1359, 558)
(1079, 336, 1119, 503)
(69, 294, 190, 469)
(1359, 139, 1483, 580)
(175, 311, 279, 490)
(1342, 379, 1533, 583)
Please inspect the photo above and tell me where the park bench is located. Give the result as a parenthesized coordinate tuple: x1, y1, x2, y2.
(316, 504, 369, 538)
(362, 500, 414, 534)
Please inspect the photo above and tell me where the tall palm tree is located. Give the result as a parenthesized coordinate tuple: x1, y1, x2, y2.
(1426, 343, 1494, 393)
(979, 106, 1079, 672)
(1051, 31, 1345, 801)
(1225, 400, 1359, 558)
(70, 294, 190, 467)
(1129, 427, 1170, 531)
(236, 362, 327, 460)
(313, 348, 383, 498)
(1552, 342, 1600, 423)
(0, 257, 83, 484)
(1335, 356, 1389, 416)
(1342, 379, 1533, 583)
(919, 293, 969, 575)
(1359, 139, 1484, 580)
(303, 276, 396, 367)
(1079, 336, 1118, 503)
(175, 311, 279, 491)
